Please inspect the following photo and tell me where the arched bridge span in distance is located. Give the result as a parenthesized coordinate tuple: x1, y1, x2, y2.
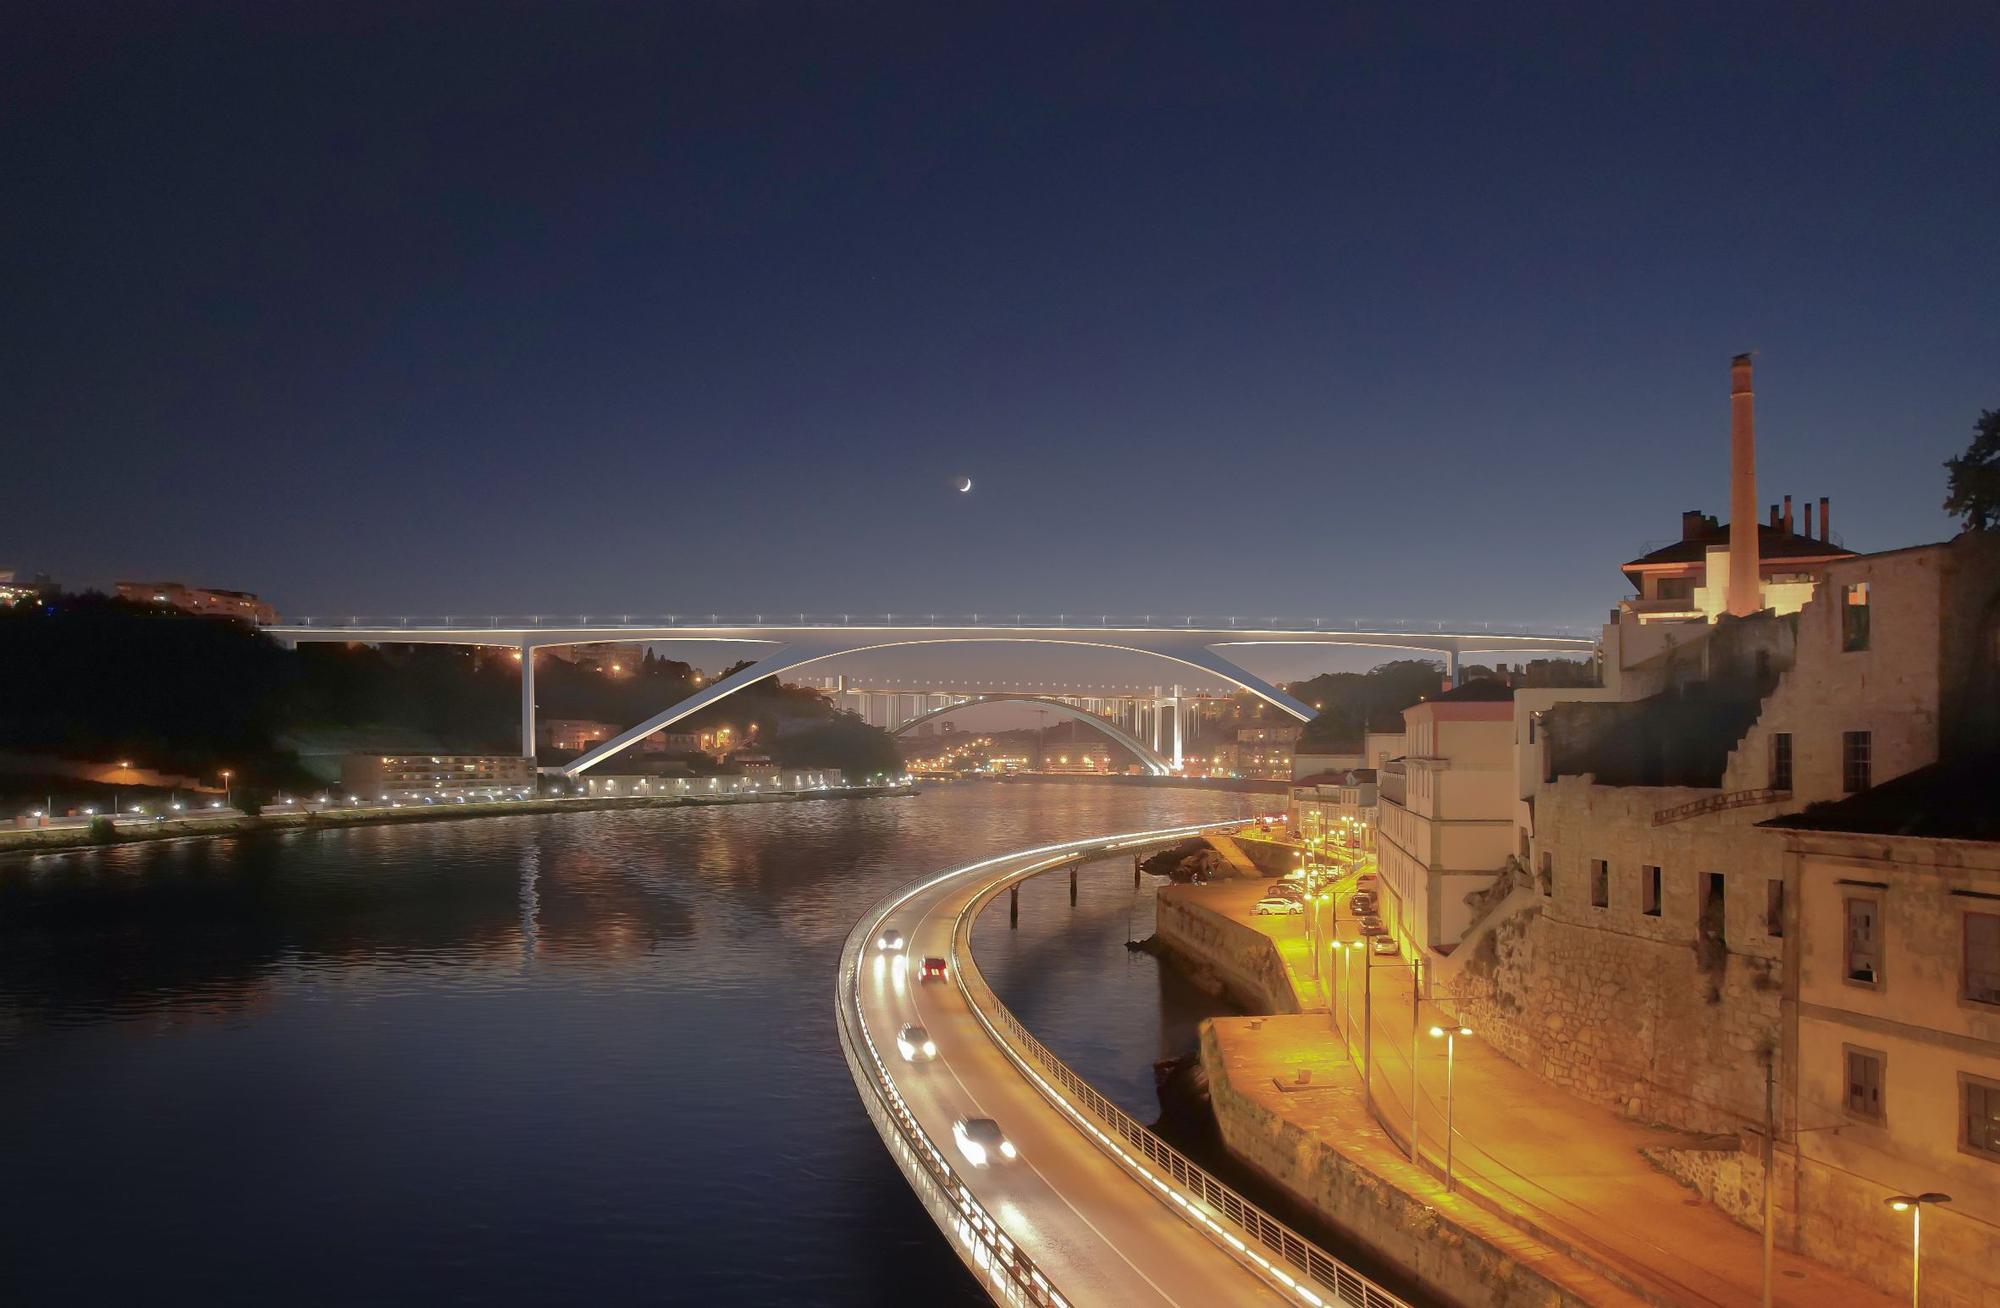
(265, 617, 1598, 776)
(891, 693, 1176, 776)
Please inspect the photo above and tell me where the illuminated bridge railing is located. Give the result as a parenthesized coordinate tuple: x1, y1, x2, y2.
(837, 881, 1071, 1307)
(952, 845, 1412, 1308)
(277, 612, 1595, 638)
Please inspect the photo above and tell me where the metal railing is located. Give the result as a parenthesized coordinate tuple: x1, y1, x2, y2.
(837, 879, 1072, 1307)
(951, 846, 1413, 1308)
(274, 612, 1598, 640)
(1651, 787, 1792, 825)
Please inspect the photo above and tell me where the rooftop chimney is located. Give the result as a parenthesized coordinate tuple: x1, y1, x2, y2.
(1804, 501, 1815, 538)
(1819, 496, 1831, 543)
(1783, 494, 1794, 534)
(1769, 503, 1780, 528)
(1727, 354, 1760, 616)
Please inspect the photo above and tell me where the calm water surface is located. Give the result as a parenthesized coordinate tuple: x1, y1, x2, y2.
(0, 782, 1254, 1306)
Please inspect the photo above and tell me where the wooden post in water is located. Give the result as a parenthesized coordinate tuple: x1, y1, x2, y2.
(1069, 863, 1078, 906)
(1010, 884, 1019, 928)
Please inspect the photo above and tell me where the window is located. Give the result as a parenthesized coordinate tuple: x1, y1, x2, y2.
(1766, 880, 1785, 937)
(1845, 898, 1880, 984)
(1539, 851, 1553, 897)
(1964, 1076, 2000, 1161)
(1841, 582, 1871, 652)
(1590, 860, 1609, 909)
(1966, 913, 2000, 1006)
(1843, 731, 1872, 793)
(1658, 576, 1693, 601)
(1844, 1047, 1885, 1121)
(1770, 733, 1793, 791)
(1642, 866, 1662, 917)
(1699, 872, 1726, 942)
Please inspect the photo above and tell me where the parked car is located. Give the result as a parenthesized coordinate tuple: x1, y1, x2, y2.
(1354, 873, 1379, 891)
(1265, 881, 1306, 900)
(877, 928, 905, 953)
(1252, 897, 1305, 916)
(896, 1024, 938, 1061)
(1370, 936, 1400, 957)
(918, 955, 949, 982)
(1359, 919, 1387, 937)
(1348, 892, 1378, 915)
(952, 1116, 1016, 1167)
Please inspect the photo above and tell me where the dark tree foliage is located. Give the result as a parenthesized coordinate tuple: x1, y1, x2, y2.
(772, 713, 904, 778)
(1944, 408, 2000, 531)
(1289, 659, 1445, 751)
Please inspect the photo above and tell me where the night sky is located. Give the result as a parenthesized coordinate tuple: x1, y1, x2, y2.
(6, 4, 1996, 666)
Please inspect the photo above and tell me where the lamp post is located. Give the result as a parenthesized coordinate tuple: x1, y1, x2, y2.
(220, 770, 233, 809)
(1884, 1193, 1950, 1307)
(1428, 1023, 1473, 1190)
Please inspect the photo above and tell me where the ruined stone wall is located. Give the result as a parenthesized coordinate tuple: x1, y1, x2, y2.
(1443, 779, 1785, 1133)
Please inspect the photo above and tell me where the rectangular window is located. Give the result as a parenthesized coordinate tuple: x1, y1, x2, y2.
(1539, 851, 1553, 897)
(1641, 865, 1662, 917)
(1966, 913, 2000, 1006)
(1844, 1046, 1884, 1121)
(1590, 860, 1609, 909)
(1845, 898, 1881, 984)
(1964, 1076, 2000, 1161)
(1766, 880, 1785, 937)
(1841, 582, 1871, 652)
(1770, 733, 1793, 791)
(1843, 731, 1872, 793)
(1699, 871, 1725, 942)
(1657, 576, 1693, 601)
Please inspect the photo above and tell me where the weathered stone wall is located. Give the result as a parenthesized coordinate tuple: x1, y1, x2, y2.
(1153, 891, 1300, 1014)
(1202, 1023, 1600, 1308)
(1446, 779, 1785, 1134)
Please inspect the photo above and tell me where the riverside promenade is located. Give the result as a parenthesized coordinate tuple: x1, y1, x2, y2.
(1159, 873, 1896, 1308)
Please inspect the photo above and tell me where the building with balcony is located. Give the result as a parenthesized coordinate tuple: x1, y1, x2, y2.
(340, 753, 536, 802)
(114, 580, 276, 625)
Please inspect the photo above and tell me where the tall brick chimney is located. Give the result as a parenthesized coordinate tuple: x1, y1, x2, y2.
(1819, 496, 1831, 542)
(1727, 353, 1760, 616)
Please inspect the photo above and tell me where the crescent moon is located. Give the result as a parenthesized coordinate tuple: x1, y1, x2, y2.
(957, 477, 973, 493)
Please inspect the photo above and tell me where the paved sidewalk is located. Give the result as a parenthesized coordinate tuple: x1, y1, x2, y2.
(1171, 878, 1899, 1308)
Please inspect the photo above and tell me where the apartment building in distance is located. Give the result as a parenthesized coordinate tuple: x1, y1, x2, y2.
(341, 753, 537, 802)
(115, 580, 277, 625)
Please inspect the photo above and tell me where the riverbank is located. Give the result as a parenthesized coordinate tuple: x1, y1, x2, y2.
(1153, 879, 1898, 1308)
(0, 784, 917, 857)
(999, 772, 1287, 795)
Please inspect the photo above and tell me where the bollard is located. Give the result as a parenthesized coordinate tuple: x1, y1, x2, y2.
(1070, 863, 1078, 906)
(1010, 884, 1019, 928)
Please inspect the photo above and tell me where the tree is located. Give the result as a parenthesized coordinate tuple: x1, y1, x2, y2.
(1944, 408, 2000, 531)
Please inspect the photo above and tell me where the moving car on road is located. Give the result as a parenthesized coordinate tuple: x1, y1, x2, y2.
(877, 928, 905, 952)
(896, 1024, 938, 1061)
(952, 1116, 1016, 1167)
(918, 955, 949, 982)
(1252, 896, 1305, 916)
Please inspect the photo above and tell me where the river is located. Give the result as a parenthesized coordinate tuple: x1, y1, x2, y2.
(0, 782, 1258, 1306)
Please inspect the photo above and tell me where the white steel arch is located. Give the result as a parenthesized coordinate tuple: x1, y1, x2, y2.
(891, 694, 1174, 776)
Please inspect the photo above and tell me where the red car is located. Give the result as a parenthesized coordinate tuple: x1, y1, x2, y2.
(919, 956, 949, 982)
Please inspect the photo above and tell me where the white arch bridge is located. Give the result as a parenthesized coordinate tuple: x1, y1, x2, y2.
(890, 693, 1178, 775)
(267, 617, 1597, 775)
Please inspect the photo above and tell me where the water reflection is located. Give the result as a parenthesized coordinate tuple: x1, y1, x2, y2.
(0, 783, 1254, 1306)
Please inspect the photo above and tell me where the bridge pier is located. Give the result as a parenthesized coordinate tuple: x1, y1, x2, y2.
(1010, 884, 1019, 927)
(1134, 854, 1142, 888)
(519, 642, 537, 763)
(1069, 863, 1078, 906)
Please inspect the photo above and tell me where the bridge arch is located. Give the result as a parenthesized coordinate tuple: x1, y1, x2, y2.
(891, 694, 1173, 776)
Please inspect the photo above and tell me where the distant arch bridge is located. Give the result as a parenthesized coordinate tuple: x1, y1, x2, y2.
(892, 694, 1174, 775)
(265, 616, 1598, 775)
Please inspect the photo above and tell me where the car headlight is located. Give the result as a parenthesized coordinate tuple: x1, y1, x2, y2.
(999, 1141, 1016, 1158)
(922, 1042, 936, 1057)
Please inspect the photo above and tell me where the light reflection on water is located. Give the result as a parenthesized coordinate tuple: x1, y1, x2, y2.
(0, 783, 1253, 1306)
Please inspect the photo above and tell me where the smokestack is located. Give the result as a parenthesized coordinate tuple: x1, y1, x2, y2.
(1728, 354, 1760, 616)
(1819, 496, 1831, 543)
(1804, 501, 1814, 538)
(1769, 503, 1780, 527)
(1783, 494, 1794, 534)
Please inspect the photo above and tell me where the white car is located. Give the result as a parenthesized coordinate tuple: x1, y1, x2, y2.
(896, 1023, 938, 1062)
(877, 928, 905, 952)
(952, 1116, 1016, 1167)
(1251, 896, 1305, 916)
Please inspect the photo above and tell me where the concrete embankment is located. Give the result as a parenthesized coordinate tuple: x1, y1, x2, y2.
(0, 785, 915, 857)
(1156, 885, 1637, 1308)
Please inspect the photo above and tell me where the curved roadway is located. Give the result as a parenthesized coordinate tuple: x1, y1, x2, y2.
(846, 826, 1407, 1308)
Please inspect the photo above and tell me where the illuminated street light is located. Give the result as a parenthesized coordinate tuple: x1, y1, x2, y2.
(1427, 1023, 1474, 1190)
(1884, 1193, 1951, 1307)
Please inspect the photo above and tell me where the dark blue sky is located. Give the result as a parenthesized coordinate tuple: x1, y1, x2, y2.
(6, 3, 1995, 642)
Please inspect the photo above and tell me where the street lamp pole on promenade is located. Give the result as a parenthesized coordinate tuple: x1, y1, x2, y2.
(1428, 1023, 1473, 1190)
(1885, 1193, 1951, 1308)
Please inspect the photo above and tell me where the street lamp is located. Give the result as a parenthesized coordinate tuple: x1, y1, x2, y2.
(1428, 1023, 1474, 1190)
(220, 770, 233, 809)
(1884, 1193, 1950, 1307)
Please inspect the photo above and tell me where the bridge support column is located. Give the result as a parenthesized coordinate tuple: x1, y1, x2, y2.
(520, 642, 537, 764)
(1134, 854, 1142, 888)
(1010, 884, 1019, 927)
(1442, 648, 1460, 687)
(1070, 863, 1078, 906)
(1171, 686, 1184, 772)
